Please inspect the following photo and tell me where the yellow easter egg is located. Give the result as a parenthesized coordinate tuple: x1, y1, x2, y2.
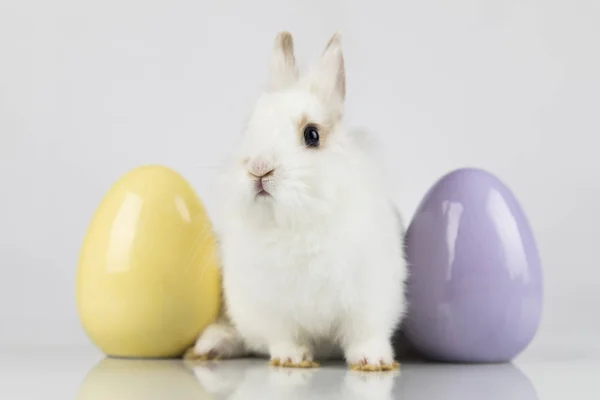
(76, 165, 220, 358)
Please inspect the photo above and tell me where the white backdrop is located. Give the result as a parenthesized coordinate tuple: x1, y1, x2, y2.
(1, 0, 599, 358)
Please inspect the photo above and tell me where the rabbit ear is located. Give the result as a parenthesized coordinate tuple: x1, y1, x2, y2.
(268, 32, 298, 91)
(308, 32, 345, 110)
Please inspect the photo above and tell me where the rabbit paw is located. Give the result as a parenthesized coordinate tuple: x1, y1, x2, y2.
(345, 339, 399, 372)
(349, 359, 400, 372)
(269, 343, 319, 368)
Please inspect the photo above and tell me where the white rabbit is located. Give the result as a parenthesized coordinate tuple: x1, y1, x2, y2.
(186, 32, 407, 371)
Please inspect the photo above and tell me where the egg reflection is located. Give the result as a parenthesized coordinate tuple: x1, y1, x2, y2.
(77, 358, 213, 400)
(397, 362, 538, 400)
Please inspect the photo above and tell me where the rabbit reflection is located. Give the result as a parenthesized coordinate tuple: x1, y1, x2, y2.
(189, 360, 397, 400)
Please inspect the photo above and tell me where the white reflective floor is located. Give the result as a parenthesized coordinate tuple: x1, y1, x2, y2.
(1, 346, 599, 399)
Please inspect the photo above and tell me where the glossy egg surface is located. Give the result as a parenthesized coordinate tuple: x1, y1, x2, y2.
(404, 168, 542, 362)
(76, 165, 220, 358)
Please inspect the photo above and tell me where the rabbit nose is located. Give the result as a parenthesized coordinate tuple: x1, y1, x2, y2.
(248, 159, 275, 178)
(249, 168, 275, 179)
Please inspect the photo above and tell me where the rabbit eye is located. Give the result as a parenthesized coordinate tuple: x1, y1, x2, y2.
(303, 125, 320, 148)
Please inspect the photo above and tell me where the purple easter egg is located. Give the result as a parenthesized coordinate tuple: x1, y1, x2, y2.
(404, 168, 543, 363)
